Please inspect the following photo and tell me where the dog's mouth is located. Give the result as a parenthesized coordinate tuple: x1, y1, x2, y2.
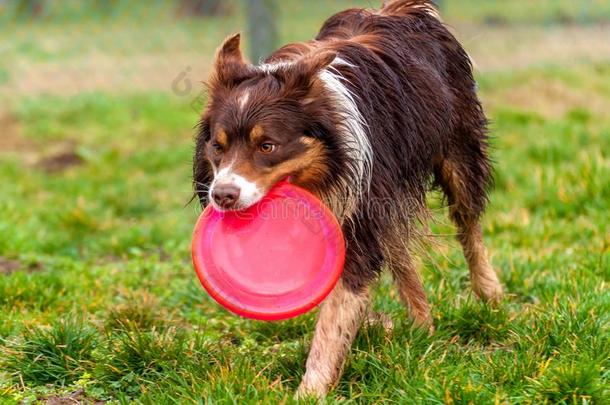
(208, 167, 299, 212)
(209, 192, 265, 212)
(208, 173, 267, 212)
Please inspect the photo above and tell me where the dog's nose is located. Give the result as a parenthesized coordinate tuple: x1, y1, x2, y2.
(212, 184, 241, 209)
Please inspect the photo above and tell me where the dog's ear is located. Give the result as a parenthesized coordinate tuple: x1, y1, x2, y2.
(211, 33, 254, 89)
(281, 51, 337, 93)
(217, 33, 243, 66)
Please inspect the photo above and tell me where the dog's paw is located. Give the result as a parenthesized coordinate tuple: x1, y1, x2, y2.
(365, 310, 394, 332)
(295, 382, 327, 401)
(472, 271, 504, 305)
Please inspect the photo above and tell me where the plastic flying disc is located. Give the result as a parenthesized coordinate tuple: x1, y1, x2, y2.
(192, 181, 345, 321)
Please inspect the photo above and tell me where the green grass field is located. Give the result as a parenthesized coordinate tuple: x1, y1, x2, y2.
(1, 1, 609, 404)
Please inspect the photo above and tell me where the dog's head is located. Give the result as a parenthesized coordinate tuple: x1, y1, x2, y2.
(194, 34, 340, 211)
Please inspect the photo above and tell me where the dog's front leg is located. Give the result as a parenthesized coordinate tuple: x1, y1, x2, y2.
(296, 278, 370, 398)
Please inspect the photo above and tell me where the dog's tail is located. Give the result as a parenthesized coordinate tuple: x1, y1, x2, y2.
(378, 1, 479, 69)
(380, 0, 443, 22)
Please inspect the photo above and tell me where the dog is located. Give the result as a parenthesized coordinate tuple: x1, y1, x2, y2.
(193, 0, 503, 397)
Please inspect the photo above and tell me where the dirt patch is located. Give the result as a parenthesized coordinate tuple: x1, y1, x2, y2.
(0, 257, 43, 275)
(43, 389, 105, 405)
(0, 119, 85, 171)
(5, 51, 211, 98)
(483, 77, 610, 119)
(0, 257, 21, 275)
(0, 111, 44, 167)
(36, 143, 84, 173)
(452, 24, 610, 73)
(0, 112, 33, 152)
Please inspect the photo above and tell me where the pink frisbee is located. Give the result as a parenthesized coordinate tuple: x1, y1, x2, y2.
(192, 181, 345, 321)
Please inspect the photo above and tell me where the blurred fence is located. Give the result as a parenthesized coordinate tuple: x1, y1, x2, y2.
(1, 0, 609, 101)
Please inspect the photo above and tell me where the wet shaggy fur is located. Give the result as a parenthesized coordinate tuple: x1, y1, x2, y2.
(193, 0, 503, 397)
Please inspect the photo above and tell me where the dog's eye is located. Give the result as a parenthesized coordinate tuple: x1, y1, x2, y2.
(211, 143, 223, 155)
(259, 143, 276, 154)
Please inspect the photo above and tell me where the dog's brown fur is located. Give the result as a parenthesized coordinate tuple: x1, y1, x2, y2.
(193, 0, 503, 397)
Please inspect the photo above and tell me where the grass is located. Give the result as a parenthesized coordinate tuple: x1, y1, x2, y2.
(1, 1, 609, 404)
(3, 318, 98, 386)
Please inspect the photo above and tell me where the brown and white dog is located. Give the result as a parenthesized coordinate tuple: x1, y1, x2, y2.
(193, 0, 503, 397)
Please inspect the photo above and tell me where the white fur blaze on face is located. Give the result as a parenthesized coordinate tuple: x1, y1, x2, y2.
(209, 166, 264, 211)
(237, 91, 250, 111)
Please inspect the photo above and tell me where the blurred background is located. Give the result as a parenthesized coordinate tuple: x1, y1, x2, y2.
(1, 1, 608, 403)
(1, 0, 609, 99)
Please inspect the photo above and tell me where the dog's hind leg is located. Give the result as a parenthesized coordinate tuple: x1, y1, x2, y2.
(436, 157, 503, 303)
(385, 232, 433, 329)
